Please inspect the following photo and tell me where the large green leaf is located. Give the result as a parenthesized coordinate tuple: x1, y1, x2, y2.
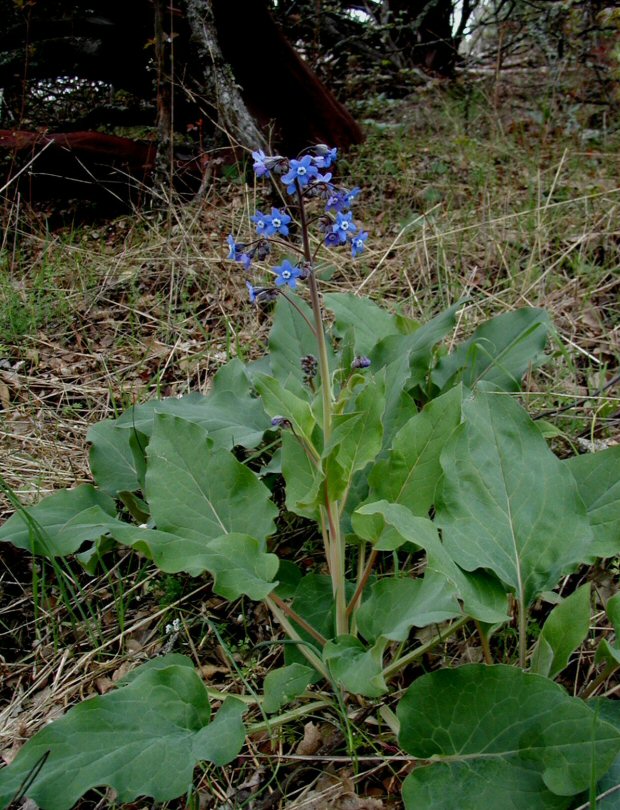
(591, 699, 620, 807)
(595, 593, 620, 668)
(255, 373, 316, 443)
(323, 635, 387, 697)
(112, 526, 278, 598)
(436, 390, 592, 608)
(87, 420, 143, 496)
(371, 301, 462, 380)
(268, 293, 326, 382)
(398, 664, 620, 810)
(145, 413, 277, 545)
(280, 431, 323, 520)
(114, 363, 268, 450)
(284, 575, 339, 674)
(432, 307, 550, 392)
(0, 656, 246, 810)
(368, 384, 462, 516)
(356, 573, 461, 643)
(353, 501, 509, 624)
(564, 445, 620, 558)
(530, 584, 591, 680)
(0, 485, 117, 556)
(262, 664, 314, 713)
(324, 374, 385, 502)
(323, 292, 400, 355)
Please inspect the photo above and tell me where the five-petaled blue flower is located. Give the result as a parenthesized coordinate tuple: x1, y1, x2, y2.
(281, 156, 319, 194)
(251, 210, 270, 235)
(351, 231, 368, 257)
(273, 259, 302, 288)
(332, 211, 357, 244)
(266, 207, 291, 237)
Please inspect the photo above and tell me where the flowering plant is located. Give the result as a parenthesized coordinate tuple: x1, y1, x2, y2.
(1, 147, 620, 810)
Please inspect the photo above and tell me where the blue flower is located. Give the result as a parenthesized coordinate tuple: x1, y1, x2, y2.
(265, 207, 291, 237)
(246, 280, 258, 303)
(313, 146, 338, 169)
(326, 187, 360, 213)
(227, 234, 251, 270)
(351, 231, 368, 257)
(252, 150, 271, 178)
(332, 211, 357, 244)
(227, 233, 241, 259)
(324, 231, 341, 247)
(281, 156, 319, 194)
(273, 259, 302, 288)
(251, 210, 270, 235)
(246, 280, 277, 304)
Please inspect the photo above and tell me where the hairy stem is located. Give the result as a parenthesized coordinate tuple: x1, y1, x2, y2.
(347, 548, 378, 618)
(581, 662, 620, 699)
(269, 592, 328, 647)
(265, 596, 329, 679)
(296, 181, 332, 442)
(295, 180, 348, 636)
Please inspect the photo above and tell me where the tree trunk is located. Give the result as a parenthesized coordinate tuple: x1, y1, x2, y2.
(385, 0, 459, 76)
(185, 0, 268, 151)
(211, 0, 363, 153)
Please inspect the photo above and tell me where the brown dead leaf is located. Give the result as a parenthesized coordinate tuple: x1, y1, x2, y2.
(287, 770, 385, 810)
(199, 664, 230, 680)
(295, 721, 323, 756)
(94, 676, 116, 694)
(0, 382, 10, 409)
(111, 662, 134, 682)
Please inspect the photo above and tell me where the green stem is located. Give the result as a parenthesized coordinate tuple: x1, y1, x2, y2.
(278, 288, 317, 336)
(475, 620, 493, 665)
(518, 598, 527, 669)
(581, 662, 620, 699)
(247, 698, 334, 735)
(265, 596, 329, 679)
(295, 180, 348, 636)
(382, 617, 470, 680)
(295, 181, 332, 443)
(269, 592, 328, 647)
(347, 548, 378, 618)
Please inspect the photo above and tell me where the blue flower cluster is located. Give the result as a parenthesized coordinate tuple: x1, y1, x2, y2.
(227, 145, 367, 302)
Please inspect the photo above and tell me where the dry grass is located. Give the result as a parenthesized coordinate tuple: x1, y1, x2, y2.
(1, 74, 619, 807)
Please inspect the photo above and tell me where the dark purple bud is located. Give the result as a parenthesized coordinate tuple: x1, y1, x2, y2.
(301, 354, 318, 378)
(256, 240, 271, 260)
(297, 262, 312, 280)
(271, 415, 292, 429)
(352, 356, 371, 369)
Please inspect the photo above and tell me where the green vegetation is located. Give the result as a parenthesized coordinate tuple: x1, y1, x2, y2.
(0, 82, 619, 809)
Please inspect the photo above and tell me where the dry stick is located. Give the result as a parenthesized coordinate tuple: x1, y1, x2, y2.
(0, 139, 54, 194)
(355, 205, 440, 293)
(534, 370, 620, 421)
